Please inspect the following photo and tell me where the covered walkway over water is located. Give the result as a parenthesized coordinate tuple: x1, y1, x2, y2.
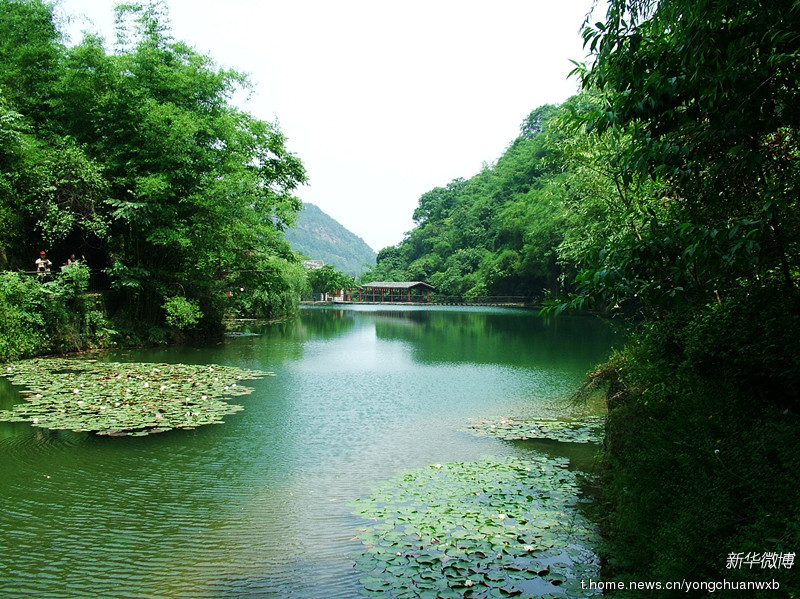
(352, 281, 435, 303)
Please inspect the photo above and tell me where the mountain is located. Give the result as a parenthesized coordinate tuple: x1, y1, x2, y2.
(285, 203, 377, 276)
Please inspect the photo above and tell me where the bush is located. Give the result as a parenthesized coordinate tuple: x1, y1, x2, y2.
(53, 262, 91, 299)
(0, 268, 115, 361)
(0, 272, 46, 361)
(162, 295, 203, 330)
(226, 260, 304, 321)
(681, 284, 800, 410)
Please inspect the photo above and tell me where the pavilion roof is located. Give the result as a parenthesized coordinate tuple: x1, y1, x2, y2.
(360, 281, 435, 290)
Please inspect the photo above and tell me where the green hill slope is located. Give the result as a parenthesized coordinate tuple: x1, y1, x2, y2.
(285, 203, 376, 276)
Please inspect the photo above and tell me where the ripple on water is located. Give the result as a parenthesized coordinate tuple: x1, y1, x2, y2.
(0, 309, 615, 598)
(0, 424, 91, 475)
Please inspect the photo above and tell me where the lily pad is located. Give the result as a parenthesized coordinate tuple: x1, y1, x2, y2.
(349, 456, 601, 598)
(464, 416, 605, 444)
(0, 358, 272, 437)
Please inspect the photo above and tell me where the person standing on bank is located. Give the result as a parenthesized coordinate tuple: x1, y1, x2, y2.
(35, 250, 52, 281)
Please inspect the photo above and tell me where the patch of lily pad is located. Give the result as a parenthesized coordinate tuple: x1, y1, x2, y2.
(464, 417, 605, 445)
(0, 358, 272, 436)
(349, 455, 601, 598)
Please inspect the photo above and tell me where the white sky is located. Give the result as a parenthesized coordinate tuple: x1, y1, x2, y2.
(56, 0, 598, 252)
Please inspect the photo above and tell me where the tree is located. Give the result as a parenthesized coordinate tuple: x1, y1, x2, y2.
(565, 0, 800, 311)
(63, 2, 306, 328)
(519, 104, 558, 139)
(0, 1, 108, 269)
(412, 178, 466, 225)
(368, 103, 576, 302)
(0, 0, 307, 334)
(0, 0, 63, 126)
(307, 264, 352, 295)
(566, 1, 800, 591)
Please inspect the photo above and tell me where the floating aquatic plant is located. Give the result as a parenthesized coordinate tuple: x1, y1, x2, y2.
(349, 455, 600, 598)
(0, 358, 272, 436)
(464, 417, 605, 445)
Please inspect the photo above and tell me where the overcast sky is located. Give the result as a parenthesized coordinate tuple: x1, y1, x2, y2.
(56, 0, 598, 252)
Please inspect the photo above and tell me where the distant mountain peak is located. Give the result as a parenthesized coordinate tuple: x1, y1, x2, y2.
(285, 203, 376, 276)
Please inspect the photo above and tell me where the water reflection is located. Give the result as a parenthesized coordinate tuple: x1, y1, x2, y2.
(372, 307, 614, 369)
(0, 375, 21, 410)
(0, 306, 616, 598)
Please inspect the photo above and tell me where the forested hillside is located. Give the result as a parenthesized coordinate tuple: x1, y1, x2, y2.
(0, 0, 307, 351)
(572, 1, 800, 593)
(360, 102, 579, 301)
(285, 203, 376, 276)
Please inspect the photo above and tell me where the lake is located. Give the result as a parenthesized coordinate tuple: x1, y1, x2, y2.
(0, 305, 616, 598)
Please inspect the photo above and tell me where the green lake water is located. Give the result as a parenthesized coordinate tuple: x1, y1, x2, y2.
(0, 305, 617, 598)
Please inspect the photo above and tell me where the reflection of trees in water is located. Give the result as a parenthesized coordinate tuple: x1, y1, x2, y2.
(220, 309, 361, 363)
(0, 376, 22, 411)
(222, 320, 309, 363)
(374, 310, 617, 369)
(297, 308, 358, 340)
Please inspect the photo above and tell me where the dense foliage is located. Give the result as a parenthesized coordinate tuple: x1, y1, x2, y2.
(0, 0, 307, 349)
(0, 264, 111, 362)
(306, 264, 353, 297)
(565, 0, 799, 313)
(360, 103, 570, 300)
(2, 0, 797, 591)
(594, 289, 800, 594)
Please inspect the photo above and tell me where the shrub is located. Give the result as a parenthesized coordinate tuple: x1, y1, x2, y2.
(0, 272, 45, 362)
(53, 262, 91, 299)
(597, 287, 800, 596)
(162, 296, 203, 330)
(0, 267, 115, 361)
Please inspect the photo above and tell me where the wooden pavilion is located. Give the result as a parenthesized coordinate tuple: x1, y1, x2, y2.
(356, 281, 435, 303)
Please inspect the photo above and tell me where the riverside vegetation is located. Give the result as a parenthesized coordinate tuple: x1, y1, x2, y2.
(1, 0, 799, 596)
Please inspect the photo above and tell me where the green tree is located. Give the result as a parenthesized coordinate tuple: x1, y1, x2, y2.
(0, 0, 307, 339)
(362, 246, 409, 283)
(0, 1, 110, 269)
(368, 103, 574, 302)
(412, 178, 465, 225)
(307, 264, 353, 295)
(61, 1, 306, 330)
(0, 0, 63, 125)
(565, 0, 800, 311)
